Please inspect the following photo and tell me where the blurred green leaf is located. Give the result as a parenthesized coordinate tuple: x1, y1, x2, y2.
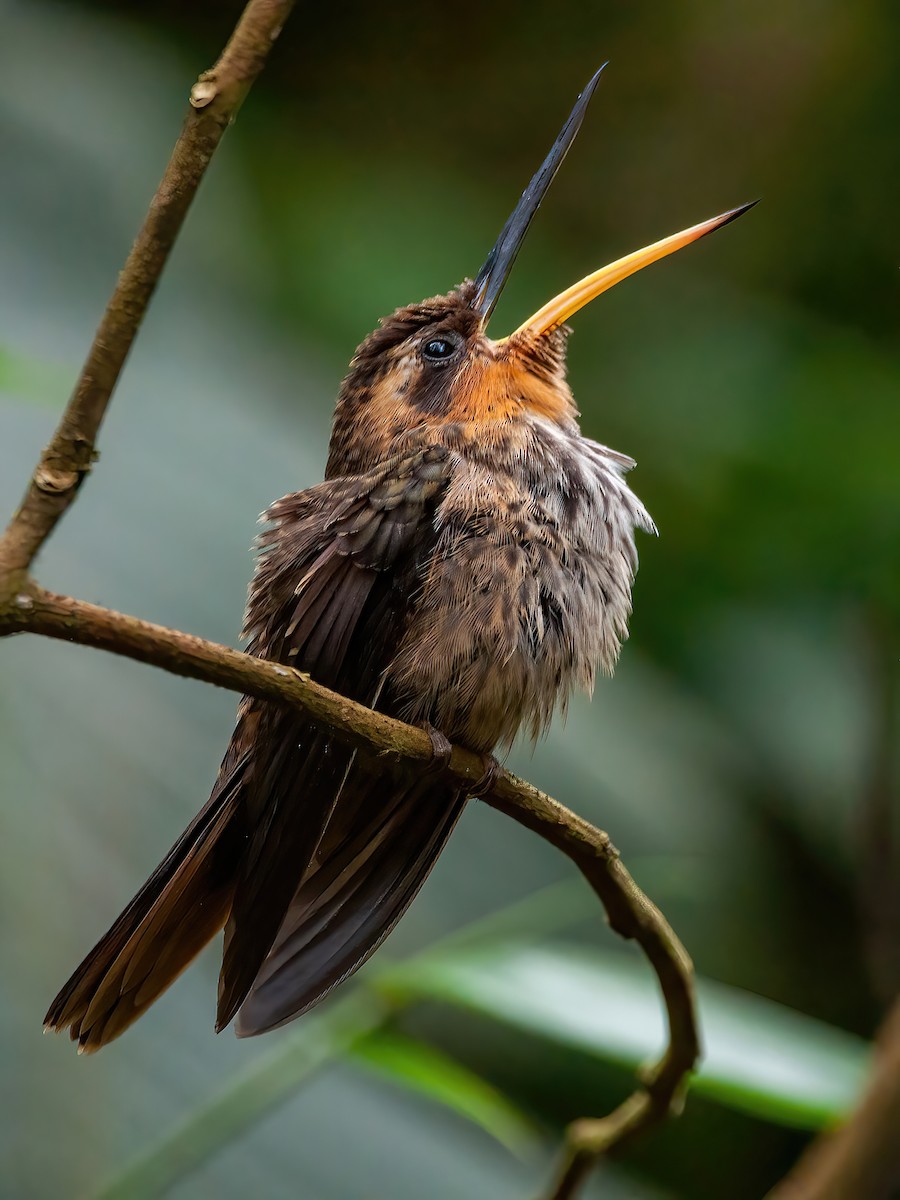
(421, 878, 598, 956)
(0, 345, 70, 406)
(383, 943, 870, 1129)
(93, 992, 387, 1200)
(350, 1030, 534, 1155)
(92, 991, 534, 1200)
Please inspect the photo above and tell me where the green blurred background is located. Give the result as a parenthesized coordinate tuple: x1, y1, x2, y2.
(2, 1, 898, 1197)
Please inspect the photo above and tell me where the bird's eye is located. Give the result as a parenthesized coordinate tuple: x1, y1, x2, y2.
(422, 337, 459, 365)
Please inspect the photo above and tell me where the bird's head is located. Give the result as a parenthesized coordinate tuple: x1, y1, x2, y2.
(328, 67, 753, 476)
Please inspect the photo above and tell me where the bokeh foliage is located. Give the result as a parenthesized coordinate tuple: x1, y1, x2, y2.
(1, 2, 897, 1197)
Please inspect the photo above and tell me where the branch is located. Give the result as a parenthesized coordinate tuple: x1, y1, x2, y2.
(766, 996, 900, 1200)
(857, 604, 900, 1002)
(1, 584, 700, 1194)
(0, 4, 699, 1195)
(0, 0, 296, 583)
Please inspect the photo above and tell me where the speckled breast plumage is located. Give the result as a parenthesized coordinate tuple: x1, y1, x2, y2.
(388, 413, 656, 751)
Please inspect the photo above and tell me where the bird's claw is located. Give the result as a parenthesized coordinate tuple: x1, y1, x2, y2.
(422, 722, 453, 776)
(421, 726, 498, 797)
(469, 753, 500, 797)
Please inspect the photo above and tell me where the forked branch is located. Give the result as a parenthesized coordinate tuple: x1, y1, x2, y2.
(2, 586, 700, 1197)
(0, 3, 698, 1197)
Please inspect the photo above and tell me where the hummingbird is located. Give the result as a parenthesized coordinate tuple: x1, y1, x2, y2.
(46, 67, 751, 1051)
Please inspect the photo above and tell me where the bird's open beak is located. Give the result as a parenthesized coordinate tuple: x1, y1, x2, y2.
(472, 65, 607, 321)
(472, 67, 755, 336)
(509, 203, 756, 337)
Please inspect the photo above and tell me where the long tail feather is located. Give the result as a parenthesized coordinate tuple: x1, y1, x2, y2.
(234, 774, 465, 1037)
(44, 766, 245, 1053)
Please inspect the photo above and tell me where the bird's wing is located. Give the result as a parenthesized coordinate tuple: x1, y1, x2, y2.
(216, 443, 457, 1030)
(45, 444, 455, 1053)
(234, 768, 465, 1036)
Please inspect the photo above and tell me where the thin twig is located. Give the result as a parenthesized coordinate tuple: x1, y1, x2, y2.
(766, 996, 900, 1200)
(769, 607, 900, 1200)
(0, 0, 296, 583)
(539, 893, 697, 1198)
(857, 604, 900, 1003)
(1, 585, 700, 1194)
(0, 4, 699, 1195)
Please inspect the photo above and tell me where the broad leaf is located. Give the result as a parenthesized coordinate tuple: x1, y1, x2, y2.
(350, 1030, 534, 1154)
(383, 943, 870, 1129)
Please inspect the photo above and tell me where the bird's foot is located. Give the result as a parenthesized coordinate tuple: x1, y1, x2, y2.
(420, 725, 499, 798)
(422, 722, 453, 777)
(469, 752, 500, 798)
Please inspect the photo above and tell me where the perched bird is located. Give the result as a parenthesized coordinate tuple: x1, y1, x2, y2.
(46, 67, 751, 1052)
